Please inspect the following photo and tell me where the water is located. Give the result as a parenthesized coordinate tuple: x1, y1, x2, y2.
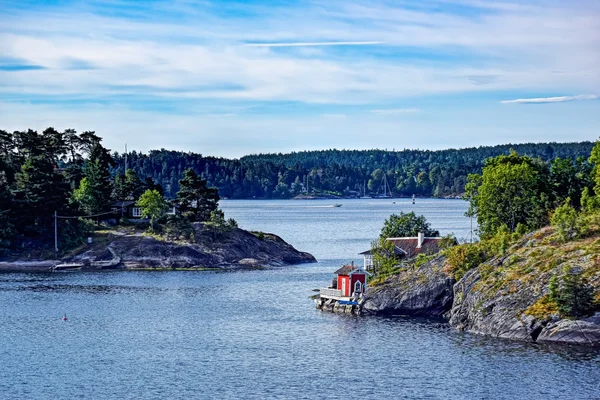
(1, 199, 598, 399)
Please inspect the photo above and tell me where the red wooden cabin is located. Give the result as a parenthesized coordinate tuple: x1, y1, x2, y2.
(333, 263, 369, 298)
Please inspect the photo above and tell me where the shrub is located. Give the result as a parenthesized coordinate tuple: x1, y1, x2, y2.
(549, 268, 597, 318)
(438, 234, 457, 251)
(444, 243, 487, 280)
(550, 199, 583, 242)
(164, 214, 194, 241)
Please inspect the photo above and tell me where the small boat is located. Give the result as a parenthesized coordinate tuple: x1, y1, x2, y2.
(52, 263, 83, 272)
(333, 204, 342, 208)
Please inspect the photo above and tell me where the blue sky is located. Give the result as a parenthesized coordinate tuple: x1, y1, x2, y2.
(0, 0, 598, 158)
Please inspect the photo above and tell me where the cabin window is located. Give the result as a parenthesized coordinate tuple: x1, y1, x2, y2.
(354, 280, 362, 293)
(132, 207, 143, 217)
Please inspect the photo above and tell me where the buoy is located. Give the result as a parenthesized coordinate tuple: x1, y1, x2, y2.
(62, 314, 68, 321)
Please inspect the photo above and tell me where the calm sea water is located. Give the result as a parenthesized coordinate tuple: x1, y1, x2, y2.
(1, 199, 598, 399)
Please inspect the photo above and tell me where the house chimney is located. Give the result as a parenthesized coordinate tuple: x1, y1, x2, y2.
(417, 232, 425, 248)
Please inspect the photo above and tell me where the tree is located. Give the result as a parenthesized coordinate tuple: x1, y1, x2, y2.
(379, 211, 439, 239)
(550, 198, 587, 242)
(0, 177, 15, 254)
(176, 169, 219, 222)
(549, 268, 597, 318)
(136, 189, 167, 230)
(13, 155, 70, 234)
(465, 151, 550, 238)
(72, 158, 113, 215)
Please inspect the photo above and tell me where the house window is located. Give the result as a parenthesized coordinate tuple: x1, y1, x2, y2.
(354, 280, 362, 293)
(132, 207, 143, 217)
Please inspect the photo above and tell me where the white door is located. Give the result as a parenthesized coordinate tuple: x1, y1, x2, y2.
(341, 279, 346, 297)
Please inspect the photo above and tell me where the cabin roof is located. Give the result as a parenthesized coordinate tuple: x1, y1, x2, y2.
(359, 245, 406, 256)
(359, 237, 442, 258)
(112, 200, 136, 208)
(387, 237, 442, 256)
(333, 264, 369, 276)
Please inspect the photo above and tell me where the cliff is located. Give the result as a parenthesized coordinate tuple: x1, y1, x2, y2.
(0, 223, 316, 271)
(364, 226, 600, 346)
(362, 256, 455, 317)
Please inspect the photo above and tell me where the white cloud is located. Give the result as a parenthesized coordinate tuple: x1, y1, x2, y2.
(500, 94, 598, 104)
(371, 108, 421, 114)
(243, 41, 384, 47)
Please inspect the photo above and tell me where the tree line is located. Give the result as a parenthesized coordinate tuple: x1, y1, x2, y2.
(114, 142, 594, 199)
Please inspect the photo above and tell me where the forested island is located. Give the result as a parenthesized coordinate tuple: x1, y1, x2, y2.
(0, 128, 314, 266)
(115, 140, 593, 199)
(362, 141, 600, 346)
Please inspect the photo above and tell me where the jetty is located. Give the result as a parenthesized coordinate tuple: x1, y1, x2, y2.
(314, 261, 370, 315)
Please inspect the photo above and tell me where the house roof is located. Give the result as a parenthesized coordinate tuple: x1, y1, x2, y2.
(112, 200, 136, 208)
(333, 264, 369, 276)
(387, 237, 442, 257)
(359, 246, 407, 256)
(359, 237, 442, 258)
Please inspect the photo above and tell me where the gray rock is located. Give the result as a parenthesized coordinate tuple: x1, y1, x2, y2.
(363, 256, 455, 316)
(537, 313, 600, 346)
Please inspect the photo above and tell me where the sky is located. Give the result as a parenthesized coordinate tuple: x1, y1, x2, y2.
(0, 0, 599, 158)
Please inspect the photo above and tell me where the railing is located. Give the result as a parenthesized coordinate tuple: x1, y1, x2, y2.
(319, 288, 343, 299)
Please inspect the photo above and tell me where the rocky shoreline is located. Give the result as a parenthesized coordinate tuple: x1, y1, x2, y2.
(362, 242, 600, 347)
(0, 223, 316, 272)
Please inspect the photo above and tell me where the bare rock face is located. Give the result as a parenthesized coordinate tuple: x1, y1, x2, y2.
(536, 313, 600, 346)
(363, 256, 455, 316)
(448, 267, 541, 342)
(70, 224, 316, 269)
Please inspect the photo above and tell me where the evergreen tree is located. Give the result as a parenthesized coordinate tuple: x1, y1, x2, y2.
(176, 169, 219, 222)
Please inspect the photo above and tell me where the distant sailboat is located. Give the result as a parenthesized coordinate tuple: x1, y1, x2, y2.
(360, 180, 371, 199)
(377, 175, 392, 198)
(412, 194, 415, 204)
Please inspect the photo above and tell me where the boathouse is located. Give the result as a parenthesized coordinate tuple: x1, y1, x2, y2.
(319, 262, 370, 300)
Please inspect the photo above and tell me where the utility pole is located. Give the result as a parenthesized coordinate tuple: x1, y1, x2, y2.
(54, 210, 58, 253)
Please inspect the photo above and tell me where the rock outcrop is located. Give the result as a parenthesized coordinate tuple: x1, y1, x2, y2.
(0, 224, 316, 271)
(363, 227, 600, 347)
(363, 256, 455, 316)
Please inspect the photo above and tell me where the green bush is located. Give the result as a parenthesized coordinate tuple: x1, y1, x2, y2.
(550, 199, 587, 242)
(549, 268, 597, 318)
(164, 214, 194, 241)
(444, 243, 487, 280)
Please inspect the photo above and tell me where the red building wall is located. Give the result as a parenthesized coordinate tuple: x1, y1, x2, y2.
(338, 273, 366, 297)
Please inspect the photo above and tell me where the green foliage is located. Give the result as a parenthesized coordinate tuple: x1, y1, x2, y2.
(370, 238, 401, 276)
(444, 243, 487, 280)
(589, 139, 600, 195)
(57, 218, 96, 252)
(379, 211, 439, 239)
(110, 142, 595, 200)
(465, 151, 550, 238)
(176, 169, 220, 222)
(549, 268, 597, 318)
(136, 189, 168, 230)
(438, 234, 457, 250)
(414, 253, 435, 268)
(551, 199, 587, 242)
(581, 187, 600, 213)
(164, 214, 195, 241)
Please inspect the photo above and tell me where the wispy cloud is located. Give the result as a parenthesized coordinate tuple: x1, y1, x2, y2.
(371, 108, 421, 114)
(244, 41, 384, 47)
(500, 94, 598, 104)
(0, 0, 598, 155)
